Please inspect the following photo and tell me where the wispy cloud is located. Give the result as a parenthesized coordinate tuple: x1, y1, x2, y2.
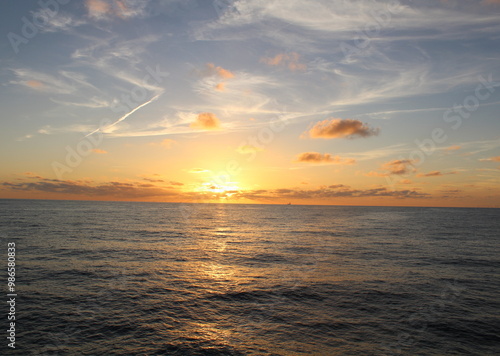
(479, 156, 500, 162)
(342, 144, 410, 162)
(34, 10, 86, 33)
(199, 0, 500, 42)
(37, 124, 97, 135)
(8, 67, 111, 114)
(197, 0, 500, 112)
(50, 97, 110, 109)
(70, 35, 163, 92)
(9, 68, 78, 95)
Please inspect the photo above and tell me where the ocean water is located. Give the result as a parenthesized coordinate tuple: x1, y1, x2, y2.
(0, 199, 499, 355)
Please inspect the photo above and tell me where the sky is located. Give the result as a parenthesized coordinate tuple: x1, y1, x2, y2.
(0, 0, 499, 207)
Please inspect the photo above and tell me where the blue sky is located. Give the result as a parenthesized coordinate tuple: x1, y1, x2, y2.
(1, 0, 499, 206)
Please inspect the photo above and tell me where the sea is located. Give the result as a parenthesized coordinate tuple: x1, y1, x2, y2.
(0, 199, 499, 355)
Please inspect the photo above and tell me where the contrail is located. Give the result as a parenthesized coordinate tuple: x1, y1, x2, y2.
(85, 94, 161, 137)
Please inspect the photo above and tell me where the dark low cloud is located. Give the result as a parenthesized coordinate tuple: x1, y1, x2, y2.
(2, 177, 428, 202)
(231, 185, 428, 201)
(2, 177, 180, 199)
(143, 178, 164, 183)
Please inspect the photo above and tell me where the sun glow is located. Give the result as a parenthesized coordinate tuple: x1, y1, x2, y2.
(199, 181, 241, 197)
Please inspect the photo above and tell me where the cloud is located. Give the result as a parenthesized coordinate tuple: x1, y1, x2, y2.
(143, 178, 164, 183)
(295, 152, 356, 165)
(34, 10, 86, 33)
(51, 97, 110, 109)
(304, 119, 379, 139)
(366, 171, 389, 177)
(24, 172, 43, 179)
(1, 177, 179, 199)
(25, 80, 44, 89)
(189, 168, 210, 174)
(149, 139, 176, 148)
(190, 112, 221, 130)
(200, 63, 235, 79)
(479, 156, 500, 162)
(10, 68, 77, 95)
(482, 0, 500, 5)
(86, 0, 147, 20)
(195, 0, 500, 113)
(71, 36, 163, 94)
(160, 139, 176, 148)
(36, 124, 97, 135)
(445, 145, 461, 151)
(439, 189, 462, 194)
(417, 171, 458, 177)
(382, 159, 417, 175)
(231, 185, 428, 201)
(261, 52, 307, 71)
(86, 0, 111, 18)
(1, 176, 427, 202)
(91, 149, 108, 154)
(196, 63, 235, 93)
(237, 145, 264, 154)
(141, 177, 183, 187)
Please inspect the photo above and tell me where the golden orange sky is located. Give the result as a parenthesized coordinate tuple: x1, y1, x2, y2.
(1, 0, 500, 207)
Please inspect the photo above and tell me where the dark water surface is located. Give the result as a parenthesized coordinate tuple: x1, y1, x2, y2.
(1, 199, 499, 355)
